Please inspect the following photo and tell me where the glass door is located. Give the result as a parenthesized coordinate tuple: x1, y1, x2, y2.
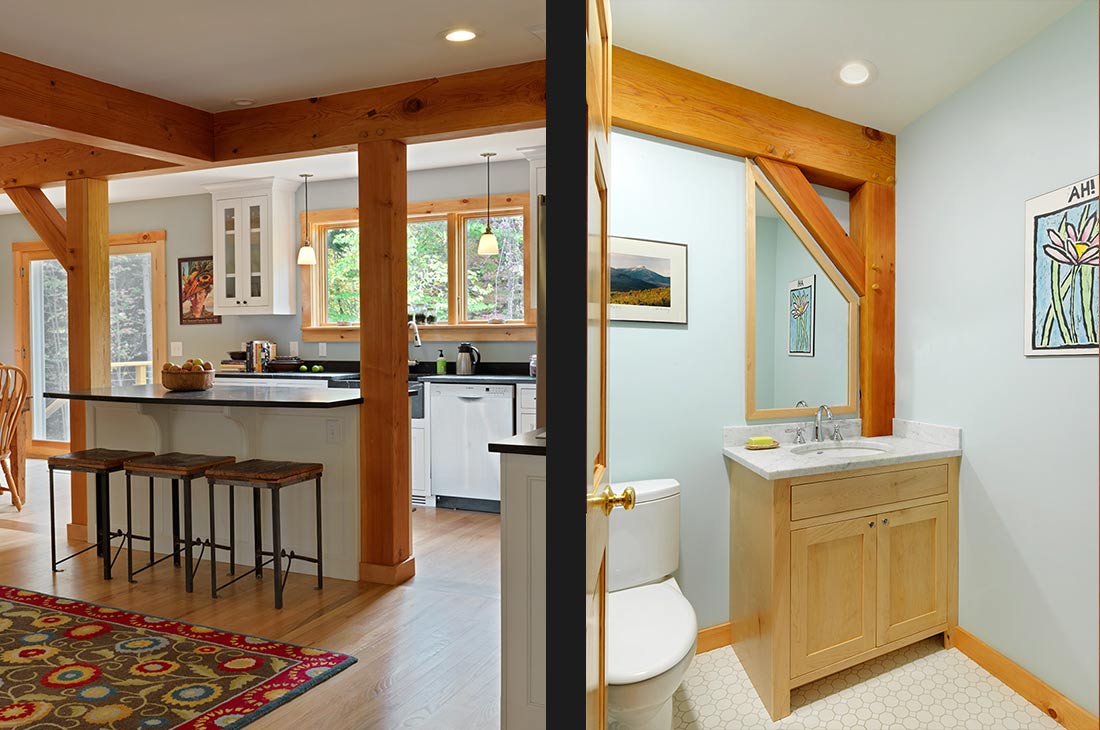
(239, 195, 269, 306)
(23, 247, 159, 447)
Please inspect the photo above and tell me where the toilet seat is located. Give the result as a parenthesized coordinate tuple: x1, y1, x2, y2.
(607, 577, 698, 685)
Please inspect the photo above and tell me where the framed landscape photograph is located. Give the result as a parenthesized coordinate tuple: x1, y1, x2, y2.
(178, 256, 221, 325)
(788, 275, 815, 357)
(608, 237, 687, 324)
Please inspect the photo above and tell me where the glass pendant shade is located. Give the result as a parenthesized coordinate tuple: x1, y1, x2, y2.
(297, 244, 317, 266)
(478, 231, 499, 256)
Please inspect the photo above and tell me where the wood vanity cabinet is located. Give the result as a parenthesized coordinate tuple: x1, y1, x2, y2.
(730, 457, 959, 720)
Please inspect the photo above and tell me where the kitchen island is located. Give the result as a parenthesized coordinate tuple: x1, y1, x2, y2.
(45, 383, 376, 581)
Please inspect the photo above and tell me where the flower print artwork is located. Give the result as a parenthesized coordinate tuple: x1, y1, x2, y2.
(1026, 176, 1098, 355)
(788, 275, 815, 357)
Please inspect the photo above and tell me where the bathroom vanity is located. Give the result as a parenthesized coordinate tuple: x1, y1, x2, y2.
(724, 422, 961, 720)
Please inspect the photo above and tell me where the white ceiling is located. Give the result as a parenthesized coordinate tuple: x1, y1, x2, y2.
(0, 0, 544, 111)
(0, 128, 545, 216)
(611, 0, 1080, 133)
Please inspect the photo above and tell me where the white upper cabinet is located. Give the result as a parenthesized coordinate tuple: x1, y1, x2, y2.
(206, 178, 298, 315)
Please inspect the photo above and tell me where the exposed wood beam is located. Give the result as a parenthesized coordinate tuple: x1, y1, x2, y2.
(756, 157, 866, 296)
(65, 177, 112, 533)
(0, 139, 175, 189)
(851, 182, 896, 436)
(215, 61, 546, 162)
(357, 140, 414, 586)
(0, 52, 213, 163)
(5, 186, 71, 269)
(611, 47, 895, 191)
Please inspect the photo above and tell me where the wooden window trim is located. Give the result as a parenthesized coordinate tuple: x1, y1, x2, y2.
(11, 230, 167, 456)
(300, 194, 534, 342)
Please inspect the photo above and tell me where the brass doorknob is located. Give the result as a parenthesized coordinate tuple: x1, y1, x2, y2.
(587, 485, 636, 516)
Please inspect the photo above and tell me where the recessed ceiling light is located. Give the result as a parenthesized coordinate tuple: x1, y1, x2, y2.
(444, 29, 477, 42)
(231, 98, 255, 107)
(837, 60, 876, 86)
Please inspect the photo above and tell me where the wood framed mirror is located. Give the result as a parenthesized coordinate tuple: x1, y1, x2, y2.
(746, 162, 859, 420)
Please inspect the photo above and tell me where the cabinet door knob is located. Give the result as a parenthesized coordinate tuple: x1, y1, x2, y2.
(868, 521, 875, 528)
(882, 518, 889, 525)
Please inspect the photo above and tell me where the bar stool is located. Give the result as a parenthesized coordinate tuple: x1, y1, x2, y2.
(204, 459, 324, 609)
(48, 449, 154, 580)
(122, 453, 236, 590)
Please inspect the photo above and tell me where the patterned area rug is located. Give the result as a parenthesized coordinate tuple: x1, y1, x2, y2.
(0, 586, 356, 729)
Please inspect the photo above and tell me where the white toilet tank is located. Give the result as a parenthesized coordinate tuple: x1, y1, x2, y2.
(607, 479, 680, 593)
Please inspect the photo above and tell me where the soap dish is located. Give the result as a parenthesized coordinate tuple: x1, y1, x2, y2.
(745, 440, 779, 451)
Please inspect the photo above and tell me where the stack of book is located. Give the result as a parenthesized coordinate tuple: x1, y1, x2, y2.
(219, 360, 246, 372)
(245, 340, 276, 373)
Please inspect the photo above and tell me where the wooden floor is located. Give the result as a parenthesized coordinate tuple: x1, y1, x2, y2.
(0, 459, 502, 730)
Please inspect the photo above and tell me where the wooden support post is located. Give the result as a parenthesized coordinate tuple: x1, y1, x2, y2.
(357, 140, 414, 585)
(850, 182, 895, 436)
(65, 178, 111, 534)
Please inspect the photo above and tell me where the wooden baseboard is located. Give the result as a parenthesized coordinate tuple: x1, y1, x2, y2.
(950, 627, 1099, 730)
(359, 557, 416, 585)
(697, 622, 732, 654)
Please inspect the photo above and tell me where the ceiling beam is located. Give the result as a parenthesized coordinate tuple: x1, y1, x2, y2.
(611, 47, 895, 191)
(756, 156, 866, 295)
(0, 139, 176, 189)
(0, 51, 213, 163)
(213, 60, 546, 162)
(5, 185, 72, 268)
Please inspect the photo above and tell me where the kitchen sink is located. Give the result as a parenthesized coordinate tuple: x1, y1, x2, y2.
(791, 439, 893, 458)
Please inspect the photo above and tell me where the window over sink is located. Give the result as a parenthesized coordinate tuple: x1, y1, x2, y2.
(300, 194, 534, 342)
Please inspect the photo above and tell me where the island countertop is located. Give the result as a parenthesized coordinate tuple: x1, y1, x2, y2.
(45, 384, 366, 409)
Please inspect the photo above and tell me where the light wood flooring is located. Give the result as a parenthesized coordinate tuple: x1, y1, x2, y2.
(0, 459, 502, 730)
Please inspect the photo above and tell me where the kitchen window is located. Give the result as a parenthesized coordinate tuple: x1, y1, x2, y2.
(300, 194, 534, 342)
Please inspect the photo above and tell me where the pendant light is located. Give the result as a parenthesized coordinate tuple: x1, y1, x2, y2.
(477, 152, 499, 255)
(297, 173, 317, 266)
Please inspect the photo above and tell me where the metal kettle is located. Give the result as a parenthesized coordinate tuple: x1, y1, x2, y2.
(456, 343, 481, 375)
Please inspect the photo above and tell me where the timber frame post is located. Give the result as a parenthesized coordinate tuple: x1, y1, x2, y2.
(611, 47, 896, 435)
(357, 140, 415, 585)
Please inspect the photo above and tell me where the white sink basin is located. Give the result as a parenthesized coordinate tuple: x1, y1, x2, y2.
(790, 439, 893, 458)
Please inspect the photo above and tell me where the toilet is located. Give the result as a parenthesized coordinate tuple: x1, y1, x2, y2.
(606, 479, 697, 730)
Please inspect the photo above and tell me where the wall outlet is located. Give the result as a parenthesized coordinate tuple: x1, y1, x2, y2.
(325, 419, 342, 444)
(170, 341, 183, 357)
(318, 343, 327, 357)
(289, 341, 299, 357)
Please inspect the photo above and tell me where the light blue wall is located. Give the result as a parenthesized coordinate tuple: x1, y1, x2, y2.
(896, 0, 1099, 713)
(0, 160, 535, 368)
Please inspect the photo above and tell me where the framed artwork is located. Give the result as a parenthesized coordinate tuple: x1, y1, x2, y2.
(1025, 175, 1098, 356)
(178, 256, 221, 325)
(788, 275, 815, 357)
(608, 237, 688, 324)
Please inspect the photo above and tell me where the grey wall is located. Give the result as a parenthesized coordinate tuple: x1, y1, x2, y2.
(0, 159, 535, 368)
(896, 0, 1098, 713)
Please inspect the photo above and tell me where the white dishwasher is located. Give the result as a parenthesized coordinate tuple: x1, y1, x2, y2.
(429, 383, 514, 512)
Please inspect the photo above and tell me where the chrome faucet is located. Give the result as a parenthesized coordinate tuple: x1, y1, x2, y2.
(408, 320, 422, 348)
(814, 404, 833, 442)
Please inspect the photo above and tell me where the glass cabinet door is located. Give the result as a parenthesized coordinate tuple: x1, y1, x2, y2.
(217, 200, 240, 306)
(238, 195, 269, 306)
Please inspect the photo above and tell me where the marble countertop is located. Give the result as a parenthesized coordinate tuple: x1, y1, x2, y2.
(723, 419, 962, 480)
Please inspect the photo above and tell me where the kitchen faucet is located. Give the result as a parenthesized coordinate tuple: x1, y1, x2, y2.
(814, 404, 833, 442)
(408, 319, 422, 348)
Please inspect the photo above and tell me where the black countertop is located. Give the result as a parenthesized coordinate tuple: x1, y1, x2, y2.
(419, 374, 536, 384)
(45, 384, 365, 409)
(488, 429, 547, 456)
(216, 371, 357, 382)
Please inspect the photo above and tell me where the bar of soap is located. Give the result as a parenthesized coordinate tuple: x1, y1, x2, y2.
(747, 436, 774, 446)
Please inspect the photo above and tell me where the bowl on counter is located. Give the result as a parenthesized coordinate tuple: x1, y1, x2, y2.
(268, 358, 306, 373)
(162, 370, 216, 391)
(227, 350, 247, 361)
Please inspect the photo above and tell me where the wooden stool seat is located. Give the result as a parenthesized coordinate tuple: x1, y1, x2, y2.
(50, 448, 154, 473)
(124, 452, 236, 478)
(205, 459, 323, 486)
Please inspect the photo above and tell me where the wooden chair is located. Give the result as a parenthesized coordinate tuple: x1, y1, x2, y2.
(0, 364, 29, 511)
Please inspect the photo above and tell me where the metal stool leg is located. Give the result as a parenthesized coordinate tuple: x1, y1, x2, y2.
(147, 476, 155, 565)
(228, 484, 236, 576)
(184, 479, 194, 593)
(271, 487, 283, 609)
(94, 472, 104, 558)
(315, 475, 323, 590)
(49, 468, 57, 572)
(253, 488, 263, 579)
(99, 472, 112, 581)
(126, 472, 134, 582)
(208, 478, 217, 599)
(171, 479, 181, 567)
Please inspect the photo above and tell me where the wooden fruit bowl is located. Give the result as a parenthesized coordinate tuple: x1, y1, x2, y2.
(161, 370, 216, 392)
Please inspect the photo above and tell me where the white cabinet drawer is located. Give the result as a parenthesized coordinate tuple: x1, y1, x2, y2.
(517, 384, 537, 412)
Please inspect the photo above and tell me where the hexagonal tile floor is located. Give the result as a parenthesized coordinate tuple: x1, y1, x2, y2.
(673, 637, 1061, 729)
